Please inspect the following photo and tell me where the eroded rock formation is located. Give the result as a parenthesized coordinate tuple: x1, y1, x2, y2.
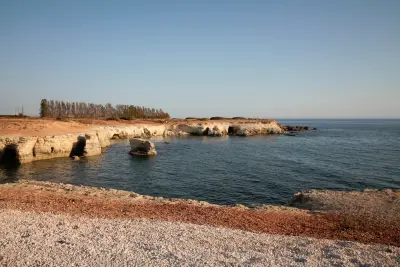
(0, 120, 285, 164)
(283, 125, 313, 132)
(129, 138, 157, 156)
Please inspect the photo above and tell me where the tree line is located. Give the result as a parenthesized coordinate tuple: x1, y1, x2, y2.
(40, 99, 170, 120)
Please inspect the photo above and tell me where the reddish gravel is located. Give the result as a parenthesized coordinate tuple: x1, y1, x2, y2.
(0, 186, 399, 247)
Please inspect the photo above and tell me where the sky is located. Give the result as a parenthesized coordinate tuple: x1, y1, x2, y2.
(0, 0, 399, 118)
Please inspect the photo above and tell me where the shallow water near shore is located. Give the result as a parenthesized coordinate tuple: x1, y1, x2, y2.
(1, 119, 400, 205)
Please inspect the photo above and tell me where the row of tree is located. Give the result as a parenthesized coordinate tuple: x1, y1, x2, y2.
(40, 99, 170, 119)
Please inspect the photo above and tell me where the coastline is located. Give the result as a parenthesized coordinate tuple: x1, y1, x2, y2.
(1, 119, 399, 265)
(0, 118, 287, 164)
(1, 180, 399, 247)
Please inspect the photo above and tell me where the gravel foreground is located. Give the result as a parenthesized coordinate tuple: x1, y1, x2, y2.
(0, 210, 398, 267)
(1, 181, 399, 247)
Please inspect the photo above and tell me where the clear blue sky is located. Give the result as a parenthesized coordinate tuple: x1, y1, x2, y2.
(0, 0, 399, 118)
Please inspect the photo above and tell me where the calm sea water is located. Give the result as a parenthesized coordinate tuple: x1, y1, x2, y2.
(1, 119, 400, 205)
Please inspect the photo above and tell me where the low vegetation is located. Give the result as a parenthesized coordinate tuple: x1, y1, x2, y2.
(184, 117, 275, 122)
(185, 117, 209, 121)
(209, 117, 230, 120)
(0, 114, 29, 118)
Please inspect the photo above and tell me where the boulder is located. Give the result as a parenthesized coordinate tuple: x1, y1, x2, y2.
(284, 125, 312, 132)
(129, 138, 157, 156)
(71, 155, 80, 161)
(70, 136, 87, 157)
(206, 125, 227, 136)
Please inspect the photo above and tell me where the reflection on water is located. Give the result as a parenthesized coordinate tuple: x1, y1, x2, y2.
(200, 136, 230, 144)
(1, 120, 400, 205)
(0, 164, 19, 183)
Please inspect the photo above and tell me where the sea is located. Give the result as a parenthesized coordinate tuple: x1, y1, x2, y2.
(1, 119, 399, 206)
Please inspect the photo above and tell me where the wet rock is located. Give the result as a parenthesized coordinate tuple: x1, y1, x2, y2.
(129, 138, 157, 156)
(69, 136, 87, 157)
(71, 156, 80, 161)
(284, 125, 312, 132)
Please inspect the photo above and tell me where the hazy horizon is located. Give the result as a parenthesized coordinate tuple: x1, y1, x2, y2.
(1, 1, 399, 118)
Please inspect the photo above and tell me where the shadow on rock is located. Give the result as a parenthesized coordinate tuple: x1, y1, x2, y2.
(69, 136, 87, 159)
(0, 144, 20, 167)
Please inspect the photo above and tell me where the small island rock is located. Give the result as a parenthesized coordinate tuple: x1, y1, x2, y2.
(129, 138, 157, 156)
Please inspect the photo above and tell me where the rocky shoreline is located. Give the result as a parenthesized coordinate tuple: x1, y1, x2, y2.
(0, 119, 306, 164)
(0, 180, 399, 247)
(0, 181, 398, 265)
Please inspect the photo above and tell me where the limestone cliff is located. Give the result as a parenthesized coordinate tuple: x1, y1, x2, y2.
(0, 121, 284, 164)
(227, 123, 283, 136)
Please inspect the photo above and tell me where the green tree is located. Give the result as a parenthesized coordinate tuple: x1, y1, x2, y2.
(40, 99, 49, 117)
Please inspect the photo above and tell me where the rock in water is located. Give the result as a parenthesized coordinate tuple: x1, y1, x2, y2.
(129, 138, 157, 156)
(71, 155, 80, 161)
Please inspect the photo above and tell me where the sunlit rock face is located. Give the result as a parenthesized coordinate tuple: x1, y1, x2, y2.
(0, 121, 285, 163)
(229, 122, 284, 136)
(0, 133, 102, 163)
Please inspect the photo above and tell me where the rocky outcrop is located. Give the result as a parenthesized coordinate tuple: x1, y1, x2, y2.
(0, 132, 102, 164)
(172, 123, 230, 136)
(100, 125, 167, 140)
(129, 138, 157, 156)
(93, 120, 283, 139)
(170, 121, 284, 137)
(0, 136, 37, 164)
(0, 120, 285, 164)
(227, 122, 284, 136)
(282, 125, 316, 132)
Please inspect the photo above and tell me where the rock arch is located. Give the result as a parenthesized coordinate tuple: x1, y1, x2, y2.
(0, 144, 20, 165)
(69, 136, 87, 157)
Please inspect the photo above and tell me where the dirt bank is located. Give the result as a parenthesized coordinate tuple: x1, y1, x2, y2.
(0, 118, 92, 137)
(0, 117, 282, 137)
(0, 117, 172, 137)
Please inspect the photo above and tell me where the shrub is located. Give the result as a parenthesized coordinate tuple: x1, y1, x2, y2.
(106, 115, 120, 121)
(119, 116, 133, 121)
(210, 117, 229, 120)
(186, 117, 209, 121)
(56, 117, 70, 122)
